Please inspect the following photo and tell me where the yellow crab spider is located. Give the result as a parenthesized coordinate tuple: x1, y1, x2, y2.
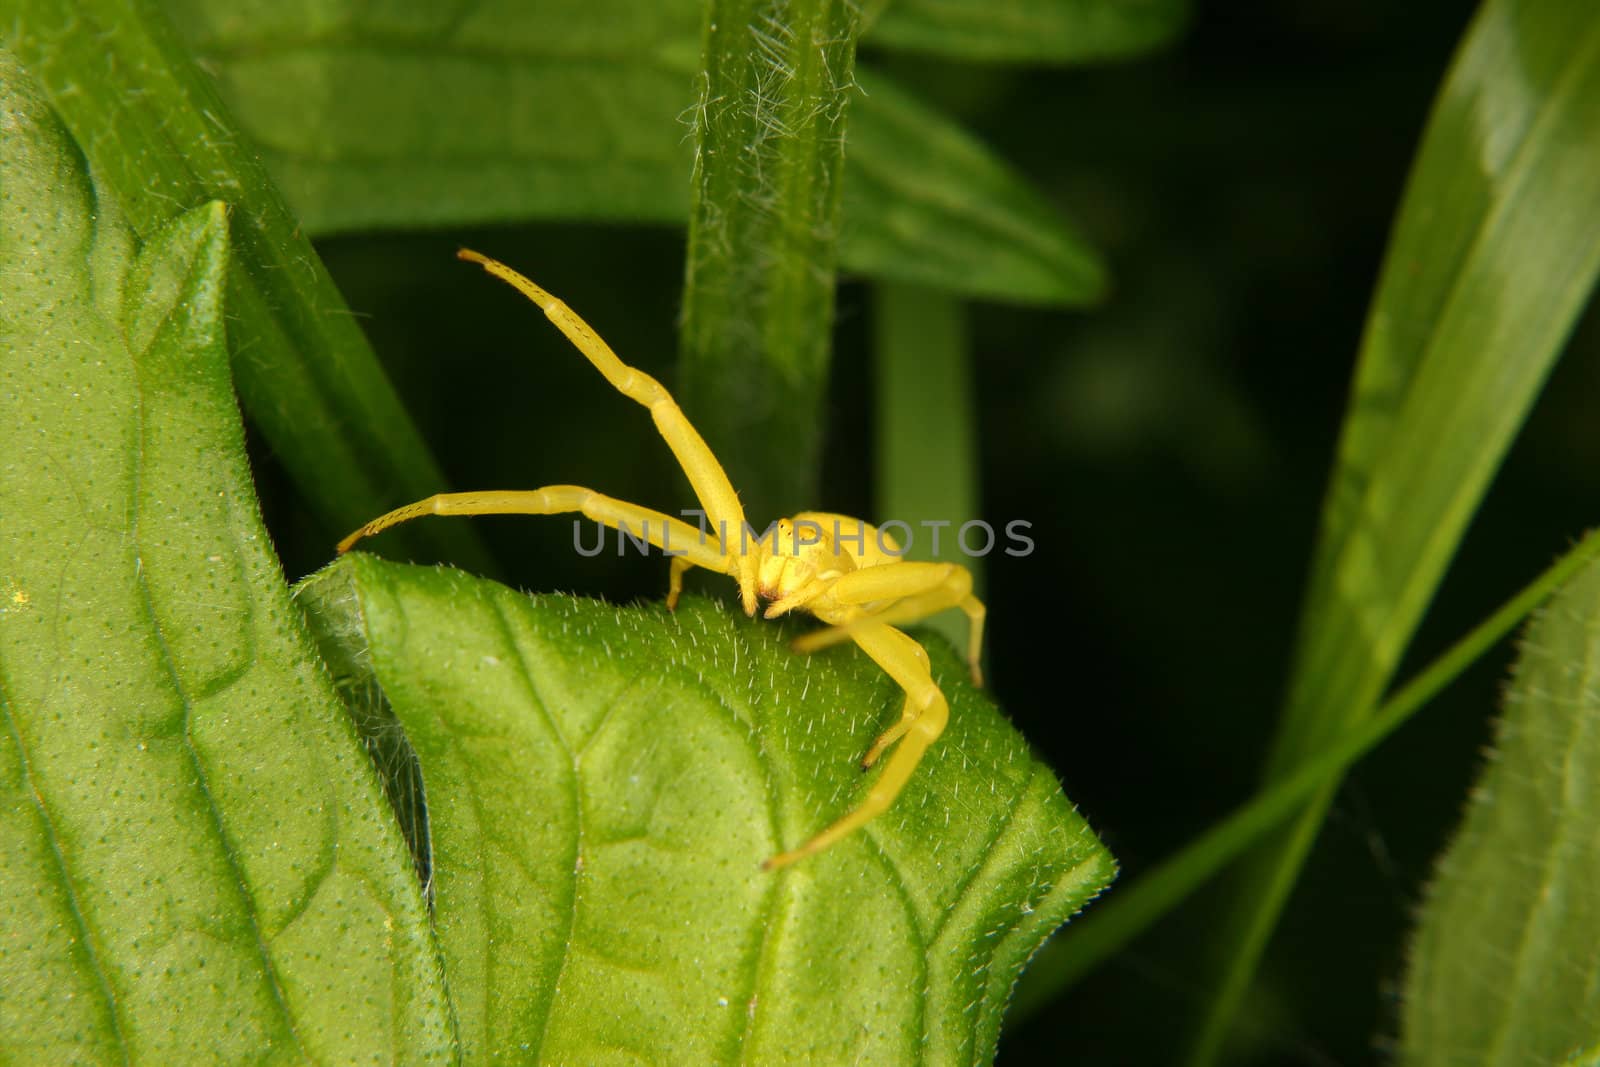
(339, 249, 988, 870)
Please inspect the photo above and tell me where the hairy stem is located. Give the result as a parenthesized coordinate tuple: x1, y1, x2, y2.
(679, 0, 865, 523)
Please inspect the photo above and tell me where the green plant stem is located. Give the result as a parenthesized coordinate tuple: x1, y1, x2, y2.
(874, 283, 981, 654)
(678, 0, 865, 523)
(5, 0, 492, 573)
(1010, 527, 1600, 1021)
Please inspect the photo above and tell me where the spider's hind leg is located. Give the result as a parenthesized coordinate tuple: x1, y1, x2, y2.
(792, 561, 987, 684)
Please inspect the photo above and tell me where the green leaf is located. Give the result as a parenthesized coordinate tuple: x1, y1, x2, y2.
(1402, 553, 1600, 1065)
(162, 0, 1105, 307)
(677, 0, 865, 517)
(296, 555, 1114, 1065)
(4, 0, 492, 571)
(844, 69, 1106, 305)
(865, 0, 1188, 64)
(0, 57, 453, 1063)
(1195, 3, 1600, 1059)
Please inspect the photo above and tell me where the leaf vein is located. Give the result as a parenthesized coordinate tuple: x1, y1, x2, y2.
(128, 366, 307, 1054)
(0, 677, 131, 1065)
(486, 593, 584, 1063)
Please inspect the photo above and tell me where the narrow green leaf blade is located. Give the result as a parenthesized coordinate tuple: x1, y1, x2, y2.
(164, 1, 1104, 306)
(866, 0, 1188, 64)
(1283, 1, 1600, 766)
(1403, 553, 1600, 1065)
(1197, 3, 1600, 1058)
(5, 0, 491, 571)
(297, 556, 1113, 1065)
(0, 59, 453, 1062)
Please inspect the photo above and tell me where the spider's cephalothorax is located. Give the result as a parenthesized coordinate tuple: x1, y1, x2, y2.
(339, 250, 987, 869)
(750, 513, 896, 602)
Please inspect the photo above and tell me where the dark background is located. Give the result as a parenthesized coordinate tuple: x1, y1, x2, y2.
(254, 1, 1600, 1062)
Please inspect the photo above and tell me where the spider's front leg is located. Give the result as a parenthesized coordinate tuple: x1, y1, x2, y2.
(338, 486, 731, 581)
(457, 249, 760, 614)
(764, 622, 947, 870)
